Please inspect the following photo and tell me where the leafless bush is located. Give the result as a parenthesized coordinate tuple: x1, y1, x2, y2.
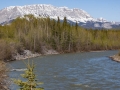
(0, 40, 23, 61)
(0, 40, 13, 61)
(0, 61, 9, 90)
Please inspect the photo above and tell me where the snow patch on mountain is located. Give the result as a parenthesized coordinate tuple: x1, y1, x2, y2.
(0, 4, 94, 23)
(0, 4, 120, 29)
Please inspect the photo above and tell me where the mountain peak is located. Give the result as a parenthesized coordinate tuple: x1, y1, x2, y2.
(0, 4, 120, 29)
(0, 4, 94, 23)
(97, 17, 107, 22)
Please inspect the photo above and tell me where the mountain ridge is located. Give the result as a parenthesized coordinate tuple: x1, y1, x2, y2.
(0, 4, 120, 29)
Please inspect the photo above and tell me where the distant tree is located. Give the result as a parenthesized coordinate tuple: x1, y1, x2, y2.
(62, 17, 67, 29)
(75, 21, 78, 31)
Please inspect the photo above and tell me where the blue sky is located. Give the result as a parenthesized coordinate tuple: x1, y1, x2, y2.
(1, 0, 120, 22)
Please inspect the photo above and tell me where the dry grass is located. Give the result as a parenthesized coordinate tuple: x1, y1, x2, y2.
(118, 52, 120, 56)
(0, 61, 9, 90)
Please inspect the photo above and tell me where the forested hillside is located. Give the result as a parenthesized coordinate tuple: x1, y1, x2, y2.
(0, 15, 120, 61)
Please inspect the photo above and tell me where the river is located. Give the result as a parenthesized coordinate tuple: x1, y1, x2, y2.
(9, 50, 120, 90)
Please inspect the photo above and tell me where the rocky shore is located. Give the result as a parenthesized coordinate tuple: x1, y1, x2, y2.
(110, 55, 120, 62)
(12, 49, 59, 61)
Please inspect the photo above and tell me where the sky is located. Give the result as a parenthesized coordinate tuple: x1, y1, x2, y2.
(0, 0, 120, 22)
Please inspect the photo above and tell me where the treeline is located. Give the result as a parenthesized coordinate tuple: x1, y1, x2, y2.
(0, 14, 120, 61)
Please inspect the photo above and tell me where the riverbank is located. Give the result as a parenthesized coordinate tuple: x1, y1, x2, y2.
(6, 47, 118, 62)
(0, 61, 8, 89)
(11, 49, 119, 61)
(12, 49, 106, 61)
(12, 49, 59, 61)
(110, 54, 120, 62)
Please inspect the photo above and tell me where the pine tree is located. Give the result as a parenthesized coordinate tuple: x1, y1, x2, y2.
(75, 21, 78, 31)
(13, 60, 44, 90)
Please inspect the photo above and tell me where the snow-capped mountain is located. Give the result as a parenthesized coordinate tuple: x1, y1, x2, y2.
(0, 4, 120, 29)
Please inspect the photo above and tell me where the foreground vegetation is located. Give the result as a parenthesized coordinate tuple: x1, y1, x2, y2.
(0, 15, 120, 61)
(0, 61, 9, 90)
(14, 60, 44, 90)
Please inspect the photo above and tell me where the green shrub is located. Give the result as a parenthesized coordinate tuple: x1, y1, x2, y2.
(13, 60, 44, 90)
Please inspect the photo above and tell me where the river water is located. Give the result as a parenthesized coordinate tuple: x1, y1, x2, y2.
(9, 50, 120, 90)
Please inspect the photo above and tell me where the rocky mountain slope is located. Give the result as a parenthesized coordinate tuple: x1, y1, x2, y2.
(0, 4, 120, 29)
